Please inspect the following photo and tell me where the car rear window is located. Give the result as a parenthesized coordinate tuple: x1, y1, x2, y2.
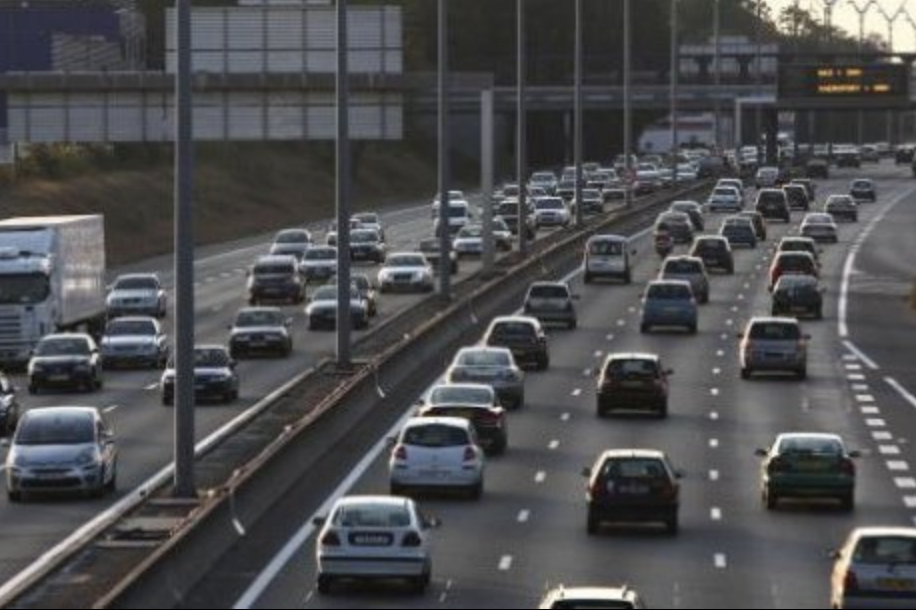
(759, 192, 786, 205)
(403, 424, 471, 448)
(548, 601, 635, 609)
(335, 505, 411, 528)
(589, 240, 624, 256)
(853, 537, 916, 565)
(778, 255, 814, 270)
(664, 260, 702, 274)
(16, 414, 95, 446)
(777, 437, 843, 456)
(529, 285, 570, 299)
(490, 322, 536, 340)
(695, 240, 725, 252)
(646, 284, 691, 300)
(429, 386, 493, 406)
(748, 323, 800, 341)
(458, 351, 512, 368)
(601, 458, 669, 481)
(606, 359, 659, 379)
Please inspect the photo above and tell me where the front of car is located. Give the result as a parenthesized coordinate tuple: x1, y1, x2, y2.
(229, 308, 291, 358)
(28, 335, 99, 393)
(447, 348, 525, 410)
(377, 254, 435, 294)
(106, 275, 165, 319)
(100, 317, 166, 369)
(302, 247, 339, 283)
(161, 346, 238, 405)
(452, 225, 485, 258)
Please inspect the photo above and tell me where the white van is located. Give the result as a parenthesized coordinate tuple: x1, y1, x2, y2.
(584, 234, 634, 284)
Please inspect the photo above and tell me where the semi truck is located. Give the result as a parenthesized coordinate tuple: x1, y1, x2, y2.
(0, 216, 107, 367)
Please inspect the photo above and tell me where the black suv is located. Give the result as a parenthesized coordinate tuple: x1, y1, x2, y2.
(596, 354, 672, 418)
(584, 450, 682, 535)
(772, 276, 824, 320)
(783, 184, 810, 211)
(690, 236, 735, 275)
(484, 317, 550, 371)
(850, 179, 877, 203)
(755, 189, 791, 223)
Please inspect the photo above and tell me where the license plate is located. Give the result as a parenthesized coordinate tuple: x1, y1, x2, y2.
(618, 484, 650, 495)
(622, 381, 645, 389)
(195, 385, 206, 392)
(35, 472, 66, 480)
(352, 534, 392, 546)
(251, 341, 268, 348)
(877, 578, 916, 591)
(419, 469, 446, 479)
(792, 307, 809, 314)
(49, 374, 70, 382)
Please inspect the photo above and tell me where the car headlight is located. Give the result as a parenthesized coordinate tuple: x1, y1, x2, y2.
(76, 449, 100, 468)
(74, 363, 92, 373)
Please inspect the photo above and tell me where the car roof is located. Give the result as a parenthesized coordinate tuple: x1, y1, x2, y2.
(604, 353, 660, 362)
(647, 279, 692, 289)
(545, 587, 635, 602)
(747, 316, 800, 326)
(775, 432, 844, 443)
(849, 527, 916, 540)
(404, 416, 473, 430)
(599, 449, 668, 461)
(41, 333, 93, 342)
(114, 273, 159, 281)
(491, 316, 541, 326)
(334, 495, 414, 510)
(22, 406, 98, 421)
(456, 346, 512, 357)
(589, 234, 627, 243)
(256, 255, 297, 265)
(237, 306, 283, 315)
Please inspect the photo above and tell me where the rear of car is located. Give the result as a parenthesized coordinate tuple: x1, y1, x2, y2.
(420, 400, 508, 456)
(769, 252, 818, 291)
(524, 283, 577, 330)
(484, 317, 549, 371)
(756, 189, 791, 223)
(655, 212, 694, 244)
(585, 451, 681, 535)
(446, 348, 526, 410)
(584, 235, 632, 284)
(772, 276, 824, 320)
(248, 256, 305, 305)
(826, 196, 859, 223)
(740, 318, 809, 380)
(707, 186, 743, 213)
(720, 217, 758, 249)
(784, 185, 811, 211)
(802, 214, 839, 244)
(832, 529, 916, 609)
(641, 281, 698, 334)
(389, 418, 485, 498)
(851, 180, 877, 203)
(760, 434, 856, 511)
(539, 586, 646, 609)
(597, 355, 670, 418)
(690, 237, 734, 274)
(660, 257, 710, 304)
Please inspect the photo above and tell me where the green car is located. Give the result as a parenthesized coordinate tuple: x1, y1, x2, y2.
(756, 433, 859, 511)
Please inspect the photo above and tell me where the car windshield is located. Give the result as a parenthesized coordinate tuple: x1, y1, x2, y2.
(583, 189, 602, 199)
(403, 423, 470, 448)
(854, 537, 916, 565)
(458, 226, 484, 239)
(748, 323, 800, 341)
(853, 181, 872, 189)
(646, 284, 691, 300)
(275, 231, 308, 244)
(35, 338, 91, 357)
(114, 277, 158, 291)
(548, 601, 635, 609)
(713, 189, 737, 198)
(0, 274, 51, 306)
(778, 437, 843, 456)
(106, 320, 156, 336)
(351, 231, 379, 244)
(589, 240, 624, 256)
(457, 351, 511, 368)
(387, 255, 426, 268)
(335, 504, 412, 529)
(806, 215, 833, 225)
(778, 255, 814, 270)
(355, 214, 379, 225)
(306, 249, 336, 261)
(695, 240, 725, 252)
(254, 263, 294, 276)
(529, 285, 569, 299)
(491, 322, 536, 340)
(664, 260, 702, 275)
(351, 276, 371, 291)
(759, 192, 785, 205)
(606, 359, 659, 380)
(429, 386, 493, 406)
(536, 199, 565, 211)
(16, 413, 95, 446)
(498, 203, 520, 215)
(236, 310, 284, 327)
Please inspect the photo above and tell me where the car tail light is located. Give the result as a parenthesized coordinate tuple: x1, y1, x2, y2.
(402, 531, 423, 548)
(478, 410, 503, 425)
(844, 570, 859, 593)
(768, 458, 787, 474)
(463, 446, 478, 462)
(841, 459, 856, 477)
(589, 480, 604, 499)
(321, 530, 342, 547)
(394, 446, 408, 462)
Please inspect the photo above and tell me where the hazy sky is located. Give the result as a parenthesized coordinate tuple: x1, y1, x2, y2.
(768, 0, 915, 51)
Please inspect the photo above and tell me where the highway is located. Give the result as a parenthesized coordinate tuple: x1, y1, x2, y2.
(168, 164, 916, 609)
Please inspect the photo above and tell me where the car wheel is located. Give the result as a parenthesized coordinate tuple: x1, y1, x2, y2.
(94, 374, 103, 391)
(797, 368, 808, 381)
(390, 483, 406, 497)
(840, 492, 855, 512)
(316, 574, 334, 595)
(587, 511, 601, 536)
(741, 368, 752, 380)
(666, 514, 680, 536)
(764, 488, 779, 510)
(7, 490, 21, 503)
(469, 481, 483, 501)
(640, 324, 650, 334)
(658, 402, 669, 419)
(568, 319, 577, 331)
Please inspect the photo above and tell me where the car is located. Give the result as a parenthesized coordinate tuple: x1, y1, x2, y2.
(783, 184, 811, 211)
(640, 280, 698, 334)
(161, 345, 239, 406)
(484, 316, 549, 371)
(556, 178, 577, 201)
(325, 219, 363, 248)
(801, 213, 839, 244)
(778, 236, 821, 266)
(353, 212, 386, 241)
(539, 586, 647, 609)
(350, 274, 379, 317)
(106, 273, 167, 319)
(659, 256, 710, 304)
(306, 284, 370, 331)
(529, 170, 558, 194)
(716, 178, 745, 198)
(269, 228, 312, 261)
(314, 496, 434, 594)
(445, 347, 525, 410)
(523, 282, 578, 330)
(419, 384, 508, 455)
(3, 406, 117, 502)
(861, 144, 881, 163)
(739, 317, 810, 380)
(850, 179, 877, 203)
(433, 200, 472, 236)
(707, 186, 744, 213)
(584, 234, 634, 284)
(835, 146, 862, 168)
(720, 216, 758, 249)
(769, 251, 819, 291)
(0, 374, 21, 437)
(897, 144, 916, 165)
(247, 255, 306, 305)
(634, 169, 663, 195)
(655, 211, 694, 244)
(756, 433, 858, 511)
(28, 334, 103, 394)
(690, 236, 734, 275)
(574, 188, 604, 216)
(596, 353, 672, 418)
(584, 449, 682, 535)
(772, 276, 825, 319)
(377, 253, 435, 294)
(533, 197, 572, 228)
(228, 307, 293, 358)
(756, 166, 781, 189)
(418, 237, 458, 276)
(738, 210, 768, 241)
(389, 417, 485, 499)
(830, 527, 916, 609)
(825, 195, 859, 223)
(348, 228, 387, 264)
(790, 178, 816, 201)
(99, 316, 169, 370)
(301, 246, 339, 283)
(670, 200, 705, 231)
(755, 189, 791, 223)
(805, 158, 830, 179)
(452, 225, 486, 258)
(495, 200, 536, 239)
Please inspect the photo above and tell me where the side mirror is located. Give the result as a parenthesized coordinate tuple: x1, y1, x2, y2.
(804, 334, 812, 341)
(422, 515, 442, 530)
(848, 450, 862, 459)
(312, 516, 327, 528)
(828, 550, 842, 561)
(581, 467, 592, 479)
(0, 439, 10, 449)
(665, 369, 675, 376)
(286, 318, 294, 327)
(754, 448, 769, 458)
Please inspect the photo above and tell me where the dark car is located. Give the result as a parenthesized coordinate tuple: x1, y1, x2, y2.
(584, 450, 682, 535)
(850, 179, 877, 203)
(350, 274, 379, 317)
(349, 228, 387, 264)
(755, 189, 791, 223)
(896, 145, 915, 165)
(778, 237, 821, 266)
(228, 307, 293, 359)
(523, 282, 578, 330)
(772, 276, 824, 320)
(738, 211, 768, 241)
(28, 334, 103, 394)
(247, 255, 306, 305)
(0, 374, 20, 437)
(806, 159, 830, 179)
(783, 184, 810, 211)
(769, 252, 819, 291)
(720, 216, 759, 249)
(99, 317, 170, 370)
(596, 354, 672, 418)
(484, 317, 549, 371)
(420, 384, 508, 455)
(690, 236, 734, 275)
(836, 148, 862, 168)
(161, 346, 239, 406)
(496, 201, 536, 240)
(790, 178, 816, 201)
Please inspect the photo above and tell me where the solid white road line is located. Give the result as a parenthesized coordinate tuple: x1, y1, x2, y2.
(843, 341, 880, 371)
(887, 377, 916, 411)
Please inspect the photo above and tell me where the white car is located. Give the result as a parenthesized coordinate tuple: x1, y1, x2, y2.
(707, 186, 744, 213)
(314, 496, 435, 595)
(106, 273, 167, 319)
(433, 200, 472, 235)
(452, 225, 485, 258)
(533, 197, 571, 228)
(377, 253, 435, 293)
(584, 234, 633, 284)
(716, 178, 745, 198)
(352, 212, 386, 241)
(389, 417, 485, 498)
(801, 213, 839, 244)
(540, 586, 646, 609)
(831, 527, 916, 609)
(268, 228, 312, 261)
(756, 166, 780, 188)
(100, 316, 169, 370)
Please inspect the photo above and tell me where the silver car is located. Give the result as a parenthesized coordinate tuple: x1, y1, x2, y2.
(739, 317, 810, 380)
(659, 256, 710, 304)
(389, 417, 485, 498)
(301, 246, 339, 283)
(269, 228, 312, 261)
(377, 253, 435, 294)
(106, 273, 167, 319)
(801, 213, 839, 244)
(4, 406, 117, 502)
(831, 528, 916, 609)
(100, 317, 169, 370)
(314, 496, 435, 595)
(446, 347, 525, 410)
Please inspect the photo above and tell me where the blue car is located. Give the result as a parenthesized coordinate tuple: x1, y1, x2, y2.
(640, 280, 698, 334)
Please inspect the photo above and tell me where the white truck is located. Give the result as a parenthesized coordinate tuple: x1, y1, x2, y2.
(0, 216, 107, 366)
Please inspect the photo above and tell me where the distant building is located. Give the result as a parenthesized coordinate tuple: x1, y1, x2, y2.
(680, 36, 779, 82)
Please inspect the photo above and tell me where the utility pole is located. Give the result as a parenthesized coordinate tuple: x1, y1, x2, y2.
(623, 0, 633, 209)
(818, 0, 840, 158)
(850, 0, 876, 147)
(574, 0, 584, 226)
(713, 0, 721, 153)
(878, 4, 905, 147)
(335, 0, 352, 368)
(437, 0, 452, 296)
(517, 0, 529, 254)
(755, 0, 763, 156)
(670, 0, 679, 185)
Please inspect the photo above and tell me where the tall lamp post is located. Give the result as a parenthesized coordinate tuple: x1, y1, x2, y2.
(623, 0, 633, 209)
(878, 4, 905, 147)
(517, 0, 528, 255)
(574, 0, 584, 227)
(712, 0, 721, 152)
(819, 0, 840, 157)
(437, 0, 451, 297)
(336, 0, 353, 367)
(849, 0, 876, 146)
(904, 10, 916, 144)
(670, 0, 679, 183)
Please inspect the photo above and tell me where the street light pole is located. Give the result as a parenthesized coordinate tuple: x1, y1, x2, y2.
(574, 0, 584, 227)
(335, 0, 352, 368)
(517, 0, 529, 254)
(818, 0, 840, 157)
(623, 0, 633, 209)
(878, 5, 904, 147)
(437, 0, 452, 296)
(755, 0, 763, 155)
(173, 0, 195, 499)
(713, 0, 721, 152)
(670, 0, 679, 185)
(850, 0, 876, 146)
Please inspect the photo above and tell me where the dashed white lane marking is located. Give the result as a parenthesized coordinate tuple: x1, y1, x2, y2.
(713, 368, 722, 376)
(737, 294, 745, 301)
(548, 440, 560, 451)
(571, 389, 582, 398)
(886, 377, 916, 411)
(720, 333, 729, 341)
(204, 277, 217, 284)
(856, 395, 876, 403)
(606, 334, 615, 342)
(725, 319, 734, 327)
(904, 497, 916, 509)
(144, 383, 159, 391)
(628, 306, 637, 314)
(843, 340, 881, 371)
(714, 554, 728, 569)
(852, 384, 870, 392)
(220, 272, 232, 279)
(866, 418, 887, 428)
(535, 471, 547, 484)
(583, 369, 592, 377)
(846, 364, 863, 371)
(716, 350, 726, 358)
(895, 478, 916, 490)
(709, 411, 720, 421)
(887, 461, 910, 472)
(873, 431, 894, 441)
(848, 374, 867, 382)
(861, 406, 881, 415)
(103, 405, 119, 414)
(517, 510, 531, 524)
(710, 470, 720, 482)
(560, 413, 571, 422)
(499, 556, 513, 571)
(709, 439, 720, 449)
(710, 388, 720, 397)
(843, 354, 858, 362)
(880, 446, 902, 456)
(211, 305, 224, 313)
(593, 351, 604, 359)
(711, 508, 723, 521)
(617, 319, 627, 327)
